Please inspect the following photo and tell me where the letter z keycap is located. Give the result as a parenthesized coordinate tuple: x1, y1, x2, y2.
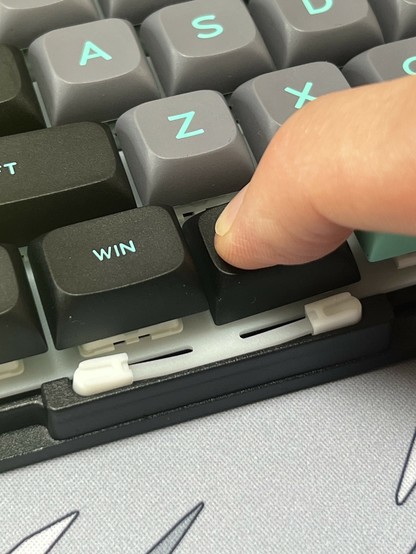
(116, 90, 255, 205)
(29, 18, 160, 125)
(0, 122, 135, 245)
(28, 207, 207, 349)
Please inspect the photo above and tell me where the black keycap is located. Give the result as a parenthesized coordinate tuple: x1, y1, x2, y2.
(183, 205, 361, 325)
(0, 45, 44, 137)
(0, 122, 135, 245)
(28, 207, 208, 349)
(0, 244, 47, 364)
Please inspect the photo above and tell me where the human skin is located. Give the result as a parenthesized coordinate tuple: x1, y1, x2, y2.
(214, 76, 416, 269)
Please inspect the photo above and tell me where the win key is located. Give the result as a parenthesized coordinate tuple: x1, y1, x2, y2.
(28, 207, 207, 349)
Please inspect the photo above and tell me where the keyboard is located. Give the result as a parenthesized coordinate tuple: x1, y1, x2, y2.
(2, 0, 416, 472)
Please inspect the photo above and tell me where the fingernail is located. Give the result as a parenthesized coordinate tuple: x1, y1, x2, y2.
(215, 185, 248, 237)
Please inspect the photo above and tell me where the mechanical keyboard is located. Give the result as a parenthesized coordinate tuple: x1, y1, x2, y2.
(2, 0, 416, 472)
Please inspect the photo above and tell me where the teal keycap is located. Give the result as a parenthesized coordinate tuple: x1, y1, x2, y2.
(355, 231, 416, 262)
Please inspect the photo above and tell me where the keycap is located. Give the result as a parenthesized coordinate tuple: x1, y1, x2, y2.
(29, 19, 160, 125)
(343, 37, 416, 85)
(0, 0, 98, 49)
(355, 231, 416, 262)
(368, 0, 416, 42)
(116, 90, 255, 206)
(0, 122, 135, 246)
(0, 244, 47, 364)
(140, 0, 275, 95)
(0, 45, 44, 137)
(183, 205, 360, 325)
(28, 207, 207, 349)
(249, 0, 383, 69)
(98, 0, 190, 25)
(231, 62, 350, 161)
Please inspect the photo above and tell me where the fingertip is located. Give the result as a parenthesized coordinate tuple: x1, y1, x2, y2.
(214, 185, 249, 238)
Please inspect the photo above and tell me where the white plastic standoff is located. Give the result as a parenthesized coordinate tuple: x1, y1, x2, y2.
(0, 360, 24, 380)
(258, 292, 363, 347)
(73, 353, 133, 396)
(305, 292, 362, 335)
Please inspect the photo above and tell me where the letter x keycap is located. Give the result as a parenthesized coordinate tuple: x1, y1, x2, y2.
(284, 81, 316, 109)
(231, 62, 350, 160)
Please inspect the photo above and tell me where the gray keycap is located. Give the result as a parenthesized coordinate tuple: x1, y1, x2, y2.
(116, 90, 255, 206)
(29, 19, 160, 125)
(249, 0, 383, 69)
(368, 0, 416, 42)
(99, 0, 190, 25)
(0, 0, 98, 49)
(343, 37, 416, 85)
(140, 0, 275, 96)
(231, 62, 350, 161)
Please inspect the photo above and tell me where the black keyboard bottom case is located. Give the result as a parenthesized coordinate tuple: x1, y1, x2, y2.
(2, 284, 416, 473)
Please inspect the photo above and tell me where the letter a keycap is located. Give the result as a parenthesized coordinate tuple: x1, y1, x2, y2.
(79, 41, 112, 66)
(29, 19, 159, 125)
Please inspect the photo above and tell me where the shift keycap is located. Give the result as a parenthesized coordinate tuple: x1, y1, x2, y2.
(0, 122, 135, 245)
(28, 207, 207, 349)
(0, 45, 44, 137)
(183, 205, 360, 325)
(0, 244, 47, 364)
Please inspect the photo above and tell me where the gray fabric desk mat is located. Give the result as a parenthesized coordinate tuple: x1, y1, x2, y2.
(2, 361, 416, 553)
